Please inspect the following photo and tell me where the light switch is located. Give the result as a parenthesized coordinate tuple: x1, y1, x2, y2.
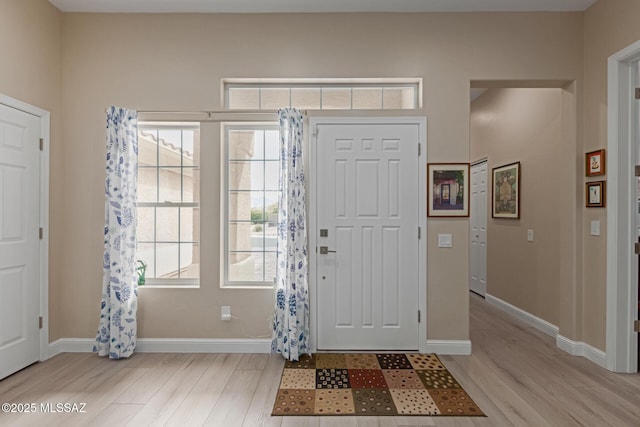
(438, 234, 452, 248)
(527, 229, 534, 242)
(591, 220, 601, 236)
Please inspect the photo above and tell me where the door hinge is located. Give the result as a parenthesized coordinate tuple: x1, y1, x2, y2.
(418, 310, 421, 323)
(39, 138, 43, 151)
(418, 226, 421, 239)
(635, 242, 640, 255)
(418, 144, 421, 156)
(634, 320, 640, 333)
(636, 165, 640, 177)
(635, 88, 640, 100)
(39, 228, 43, 240)
(39, 316, 43, 329)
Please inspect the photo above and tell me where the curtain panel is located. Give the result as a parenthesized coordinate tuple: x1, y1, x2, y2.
(94, 106, 139, 359)
(271, 108, 310, 361)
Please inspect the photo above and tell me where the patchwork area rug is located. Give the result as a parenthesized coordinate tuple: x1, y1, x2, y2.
(272, 353, 485, 417)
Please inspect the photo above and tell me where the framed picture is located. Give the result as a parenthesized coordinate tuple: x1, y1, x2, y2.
(427, 163, 470, 217)
(586, 149, 605, 176)
(586, 181, 606, 207)
(492, 161, 521, 219)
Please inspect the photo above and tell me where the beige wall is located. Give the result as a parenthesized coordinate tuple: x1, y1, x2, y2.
(0, 0, 63, 340)
(470, 88, 574, 330)
(57, 12, 583, 341)
(582, 0, 640, 351)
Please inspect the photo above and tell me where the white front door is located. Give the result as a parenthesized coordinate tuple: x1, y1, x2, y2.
(315, 120, 421, 350)
(470, 161, 488, 297)
(0, 104, 41, 380)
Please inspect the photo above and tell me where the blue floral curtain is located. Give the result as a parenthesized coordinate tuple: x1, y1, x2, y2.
(271, 108, 309, 361)
(94, 106, 138, 359)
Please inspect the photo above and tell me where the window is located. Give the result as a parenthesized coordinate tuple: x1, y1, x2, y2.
(137, 123, 200, 286)
(223, 124, 279, 287)
(223, 78, 421, 110)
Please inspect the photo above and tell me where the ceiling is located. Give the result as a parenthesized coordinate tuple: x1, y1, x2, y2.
(48, 0, 598, 14)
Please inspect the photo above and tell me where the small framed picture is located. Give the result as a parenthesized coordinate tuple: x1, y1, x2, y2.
(492, 161, 521, 219)
(586, 149, 605, 176)
(586, 181, 606, 207)
(427, 163, 470, 217)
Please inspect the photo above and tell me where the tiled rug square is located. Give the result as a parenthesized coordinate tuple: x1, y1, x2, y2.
(315, 389, 356, 415)
(348, 369, 388, 389)
(272, 389, 316, 415)
(316, 368, 351, 389)
(353, 389, 397, 415)
(429, 389, 484, 416)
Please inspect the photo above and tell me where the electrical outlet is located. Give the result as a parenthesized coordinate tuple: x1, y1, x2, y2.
(221, 306, 231, 321)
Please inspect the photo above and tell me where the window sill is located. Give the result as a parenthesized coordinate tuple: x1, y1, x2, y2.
(138, 284, 200, 290)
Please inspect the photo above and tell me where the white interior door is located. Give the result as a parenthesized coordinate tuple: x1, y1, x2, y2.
(0, 104, 41, 380)
(316, 121, 420, 350)
(470, 161, 487, 297)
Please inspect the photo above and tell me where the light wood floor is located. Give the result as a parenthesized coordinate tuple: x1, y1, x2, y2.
(1, 293, 640, 427)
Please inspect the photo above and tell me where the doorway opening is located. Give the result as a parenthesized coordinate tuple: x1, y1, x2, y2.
(468, 81, 580, 357)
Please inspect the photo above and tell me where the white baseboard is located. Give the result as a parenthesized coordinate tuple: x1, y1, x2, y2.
(556, 335, 607, 369)
(484, 293, 608, 369)
(485, 293, 559, 338)
(425, 340, 472, 355)
(48, 338, 271, 358)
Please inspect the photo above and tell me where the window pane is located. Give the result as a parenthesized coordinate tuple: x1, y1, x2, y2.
(137, 243, 155, 278)
(156, 243, 179, 278)
(157, 207, 179, 241)
(229, 161, 264, 191)
(138, 130, 158, 166)
(383, 87, 415, 109)
(158, 167, 183, 202)
(228, 88, 260, 109)
(228, 252, 264, 282)
(264, 130, 279, 160)
(182, 167, 200, 203)
(182, 129, 198, 167)
(228, 222, 254, 252)
(322, 88, 351, 109)
(228, 191, 255, 221)
(261, 88, 290, 109)
(264, 191, 279, 212)
(291, 88, 321, 109)
(353, 88, 383, 109)
(250, 223, 266, 251)
(158, 129, 183, 167)
(229, 130, 263, 160)
(264, 252, 277, 284)
(138, 168, 158, 202)
(137, 207, 155, 242)
(180, 207, 198, 242)
(180, 242, 199, 278)
(264, 161, 279, 191)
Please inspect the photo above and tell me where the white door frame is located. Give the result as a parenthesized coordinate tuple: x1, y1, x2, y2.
(0, 94, 50, 362)
(308, 116, 428, 353)
(606, 40, 640, 373)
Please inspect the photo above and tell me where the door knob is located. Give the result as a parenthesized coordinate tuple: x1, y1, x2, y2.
(319, 246, 336, 255)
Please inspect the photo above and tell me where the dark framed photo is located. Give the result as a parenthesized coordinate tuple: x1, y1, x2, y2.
(427, 163, 470, 217)
(586, 149, 605, 177)
(492, 161, 521, 219)
(586, 181, 606, 207)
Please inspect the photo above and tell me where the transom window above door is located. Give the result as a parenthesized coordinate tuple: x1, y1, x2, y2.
(223, 78, 422, 110)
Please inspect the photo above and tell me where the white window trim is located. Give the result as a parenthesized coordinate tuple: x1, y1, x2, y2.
(221, 77, 423, 110)
(220, 122, 279, 289)
(137, 122, 201, 287)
